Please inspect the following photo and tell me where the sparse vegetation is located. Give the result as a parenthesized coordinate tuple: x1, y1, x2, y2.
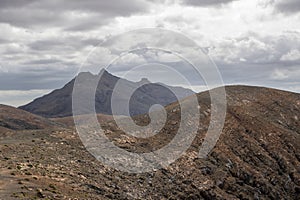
(0, 86, 299, 199)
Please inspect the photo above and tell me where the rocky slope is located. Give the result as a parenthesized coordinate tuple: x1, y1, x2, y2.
(19, 70, 194, 118)
(0, 85, 299, 199)
(0, 104, 58, 131)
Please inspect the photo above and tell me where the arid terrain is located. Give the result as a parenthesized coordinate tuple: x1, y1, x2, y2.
(0, 85, 299, 199)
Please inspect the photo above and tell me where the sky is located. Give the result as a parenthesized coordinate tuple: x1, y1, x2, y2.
(0, 0, 299, 106)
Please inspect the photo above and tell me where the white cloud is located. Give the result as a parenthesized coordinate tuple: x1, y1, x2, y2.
(115, 52, 146, 66)
(270, 69, 289, 80)
(270, 67, 300, 81)
(208, 31, 300, 65)
(280, 49, 300, 61)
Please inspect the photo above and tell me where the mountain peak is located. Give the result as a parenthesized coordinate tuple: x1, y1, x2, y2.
(77, 71, 95, 78)
(98, 68, 110, 75)
(76, 70, 115, 81)
(19, 71, 194, 117)
(77, 69, 111, 78)
(138, 78, 151, 85)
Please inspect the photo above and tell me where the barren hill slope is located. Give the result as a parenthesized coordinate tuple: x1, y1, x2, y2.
(0, 104, 58, 131)
(0, 86, 299, 199)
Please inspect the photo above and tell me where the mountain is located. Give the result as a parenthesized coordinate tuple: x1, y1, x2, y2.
(0, 104, 58, 131)
(19, 70, 194, 118)
(1, 86, 299, 199)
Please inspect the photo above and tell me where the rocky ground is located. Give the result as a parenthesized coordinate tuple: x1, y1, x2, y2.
(0, 85, 299, 199)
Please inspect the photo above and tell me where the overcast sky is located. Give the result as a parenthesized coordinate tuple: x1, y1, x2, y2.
(0, 0, 299, 106)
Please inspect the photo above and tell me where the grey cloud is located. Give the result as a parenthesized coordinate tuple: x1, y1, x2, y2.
(274, 0, 300, 14)
(28, 40, 66, 51)
(28, 36, 102, 52)
(0, 66, 77, 90)
(0, 0, 37, 9)
(0, 0, 150, 29)
(40, 0, 150, 16)
(81, 38, 103, 47)
(23, 58, 62, 65)
(0, 36, 81, 90)
(0, 8, 66, 28)
(181, 0, 238, 7)
(0, 38, 12, 44)
(64, 20, 110, 32)
(28, 39, 84, 52)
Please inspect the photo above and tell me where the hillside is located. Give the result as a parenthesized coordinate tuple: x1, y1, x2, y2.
(0, 104, 58, 131)
(0, 86, 299, 199)
(51, 114, 114, 128)
(19, 70, 194, 118)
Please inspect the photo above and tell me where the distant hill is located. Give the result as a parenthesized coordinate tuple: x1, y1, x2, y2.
(19, 70, 194, 118)
(0, 104, 58, 130)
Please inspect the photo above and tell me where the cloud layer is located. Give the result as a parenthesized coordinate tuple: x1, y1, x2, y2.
(181, 0, 237, 7)
(0, 0, 299, 106)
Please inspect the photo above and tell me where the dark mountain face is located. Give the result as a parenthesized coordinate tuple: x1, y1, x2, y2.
(19, 70, 194, 118)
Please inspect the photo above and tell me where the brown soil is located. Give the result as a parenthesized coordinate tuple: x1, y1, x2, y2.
(0, 85, 299, 199)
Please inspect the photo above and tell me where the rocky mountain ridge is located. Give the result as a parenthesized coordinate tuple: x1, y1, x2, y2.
(19, 70, 194, 118)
